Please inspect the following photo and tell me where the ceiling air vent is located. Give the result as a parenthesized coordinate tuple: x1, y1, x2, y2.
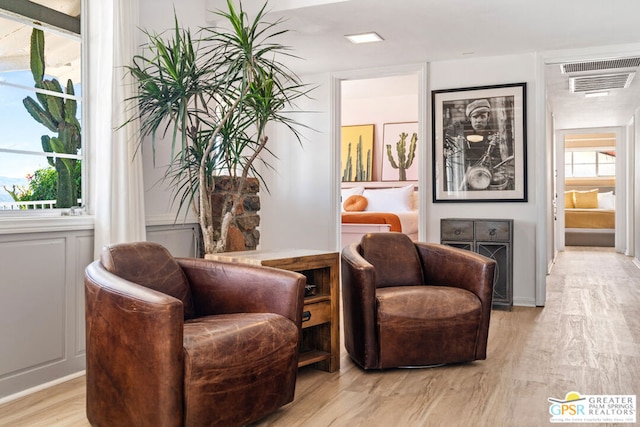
(569, 72, 635, 93)
(561, 57, 640, 74)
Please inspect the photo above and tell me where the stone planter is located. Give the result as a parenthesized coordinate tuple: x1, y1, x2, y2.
(210, 176, 260, 252)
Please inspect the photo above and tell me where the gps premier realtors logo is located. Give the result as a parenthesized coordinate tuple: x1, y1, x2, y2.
(548, 392, 636, 423)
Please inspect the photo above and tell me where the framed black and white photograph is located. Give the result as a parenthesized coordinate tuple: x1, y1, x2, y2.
(432, 83, 527, 202)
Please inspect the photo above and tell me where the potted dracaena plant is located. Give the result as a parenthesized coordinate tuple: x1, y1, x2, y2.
(124, 0, 310, 255)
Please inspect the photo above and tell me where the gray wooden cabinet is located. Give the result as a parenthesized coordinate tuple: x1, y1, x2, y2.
(440, 218, 513, 310)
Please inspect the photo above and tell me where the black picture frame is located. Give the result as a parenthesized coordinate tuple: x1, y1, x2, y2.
(432, 82, 527, 202)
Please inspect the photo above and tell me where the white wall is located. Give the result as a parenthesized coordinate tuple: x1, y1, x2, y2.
(0, 230, 91, 401)
(635, 110, 640, 266)
(137, 0, 208, 224)
(263, 53, 540, 305)
(259, 73, 338, 252)
(428, 54, 539, 306)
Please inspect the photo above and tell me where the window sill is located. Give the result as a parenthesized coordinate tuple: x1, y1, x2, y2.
(0, 214, 95, 235)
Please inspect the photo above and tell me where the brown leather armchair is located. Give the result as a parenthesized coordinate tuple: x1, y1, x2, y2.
(341, 233, 496, 370)
(84, 242, 306, 427)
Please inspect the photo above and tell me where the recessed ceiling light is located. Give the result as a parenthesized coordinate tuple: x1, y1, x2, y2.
(584, 91, 609, 98)
(345, 32, 384, 44)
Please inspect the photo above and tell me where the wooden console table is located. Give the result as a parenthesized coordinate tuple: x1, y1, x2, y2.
(206, 249, 340, 372)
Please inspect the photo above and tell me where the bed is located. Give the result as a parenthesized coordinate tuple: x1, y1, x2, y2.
(341, 184, 419, 248)
(564, 187, 615, 247)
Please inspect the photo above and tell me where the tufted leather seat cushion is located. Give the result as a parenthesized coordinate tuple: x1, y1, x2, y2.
(183, 313, 299, 426)
(376, 285, 482, 367)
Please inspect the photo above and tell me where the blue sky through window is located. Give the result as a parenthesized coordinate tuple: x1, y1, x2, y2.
(0, 70, 82, 202)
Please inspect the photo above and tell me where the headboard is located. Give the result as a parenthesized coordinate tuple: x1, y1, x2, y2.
(565, 185, 615, 194)
(565, 177, 615, 194)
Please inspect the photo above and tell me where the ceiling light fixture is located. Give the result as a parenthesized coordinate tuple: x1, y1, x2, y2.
(345, 32, 383, 44)
(584, 91, 609, 98)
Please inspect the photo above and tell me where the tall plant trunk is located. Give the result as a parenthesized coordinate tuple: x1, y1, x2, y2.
(200, 193, 216, 255)
(215, 176, 243, 253)
(199, 166, 217, 255)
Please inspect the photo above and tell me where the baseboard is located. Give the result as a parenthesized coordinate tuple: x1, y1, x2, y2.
(145, 213, 198, 227)
(0, 370, 85, 406)
(513, 297, 536, 307)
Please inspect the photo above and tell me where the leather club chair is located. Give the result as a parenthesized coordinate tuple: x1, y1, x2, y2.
(84, 242, 306, 427)
(341, 232, 496, 370)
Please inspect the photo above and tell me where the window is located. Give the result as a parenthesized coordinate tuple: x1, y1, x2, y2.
(565, 150, 615, 178)
(0, 1, 82, 212)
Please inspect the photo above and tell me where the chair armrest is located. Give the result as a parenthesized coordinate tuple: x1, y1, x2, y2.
(340, 243, 379, 369)
(84, 261, 184, 426)
(176, 258, 306, 326)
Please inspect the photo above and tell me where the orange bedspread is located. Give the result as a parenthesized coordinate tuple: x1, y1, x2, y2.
(565, 209, 615, 229)
(341, 212, 402, 232)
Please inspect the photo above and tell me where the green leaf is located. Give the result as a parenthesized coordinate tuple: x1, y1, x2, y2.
(64, 80, 77, 120)
(41, 80, 65, 122)
(30, 29, 45, 83)
(23, 97, 58, 132)
(121, 1, 314, 241)
(41, 136, 55, 167)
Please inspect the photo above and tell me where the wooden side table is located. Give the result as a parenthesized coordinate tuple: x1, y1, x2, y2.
(206, 249, 340, 372)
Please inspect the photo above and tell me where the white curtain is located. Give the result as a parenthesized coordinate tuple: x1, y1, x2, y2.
(88, 0, 146, 258)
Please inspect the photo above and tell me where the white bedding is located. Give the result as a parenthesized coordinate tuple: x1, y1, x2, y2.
(341, 185, 420, 241)
(361, 210, 418, 239)
(393, 210, 419, 236)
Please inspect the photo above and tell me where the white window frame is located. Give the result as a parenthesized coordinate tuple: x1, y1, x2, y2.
(564, 149, 616, 178)
(0, 0, 92, 233)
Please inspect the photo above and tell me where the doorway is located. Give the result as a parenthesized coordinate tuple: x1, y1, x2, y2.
(333, 65, 427, 249)
(555, 130, 620, 250)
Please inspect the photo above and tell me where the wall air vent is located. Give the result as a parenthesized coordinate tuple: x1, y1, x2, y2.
(561, 57, 640, 74)
(569, 72, 635, 93)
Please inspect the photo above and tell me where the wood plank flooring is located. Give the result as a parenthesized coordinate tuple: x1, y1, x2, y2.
(1, 247, 638, 427)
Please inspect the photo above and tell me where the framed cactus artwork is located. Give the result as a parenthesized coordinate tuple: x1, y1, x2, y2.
(382, 122, 418, 181)
(341, 124, 374, 182)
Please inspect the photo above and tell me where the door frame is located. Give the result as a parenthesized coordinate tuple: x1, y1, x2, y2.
(330, 63, 429, 246)
(554, 127, 626, 252)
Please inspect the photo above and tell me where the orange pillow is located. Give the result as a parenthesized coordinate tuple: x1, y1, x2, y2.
(344, 195, 368, 212)
(574, 189, 598, 209)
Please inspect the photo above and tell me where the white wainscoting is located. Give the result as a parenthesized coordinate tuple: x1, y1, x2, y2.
(0, 222, 199, 402)
(0, 230, 92, 401)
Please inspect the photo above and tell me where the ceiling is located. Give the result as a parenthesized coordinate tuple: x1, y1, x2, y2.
(3, 0, 640, 130)
(208, 0, 640, 131)
(0, 0, 80, 81)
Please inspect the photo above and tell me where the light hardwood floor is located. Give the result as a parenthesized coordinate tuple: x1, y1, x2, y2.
(1, 247, 638, 427)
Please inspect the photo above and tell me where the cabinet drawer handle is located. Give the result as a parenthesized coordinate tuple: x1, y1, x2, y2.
(302, 311, 312, 322)
(489, 228, 496, 236)
(454, 229, 461, 235)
